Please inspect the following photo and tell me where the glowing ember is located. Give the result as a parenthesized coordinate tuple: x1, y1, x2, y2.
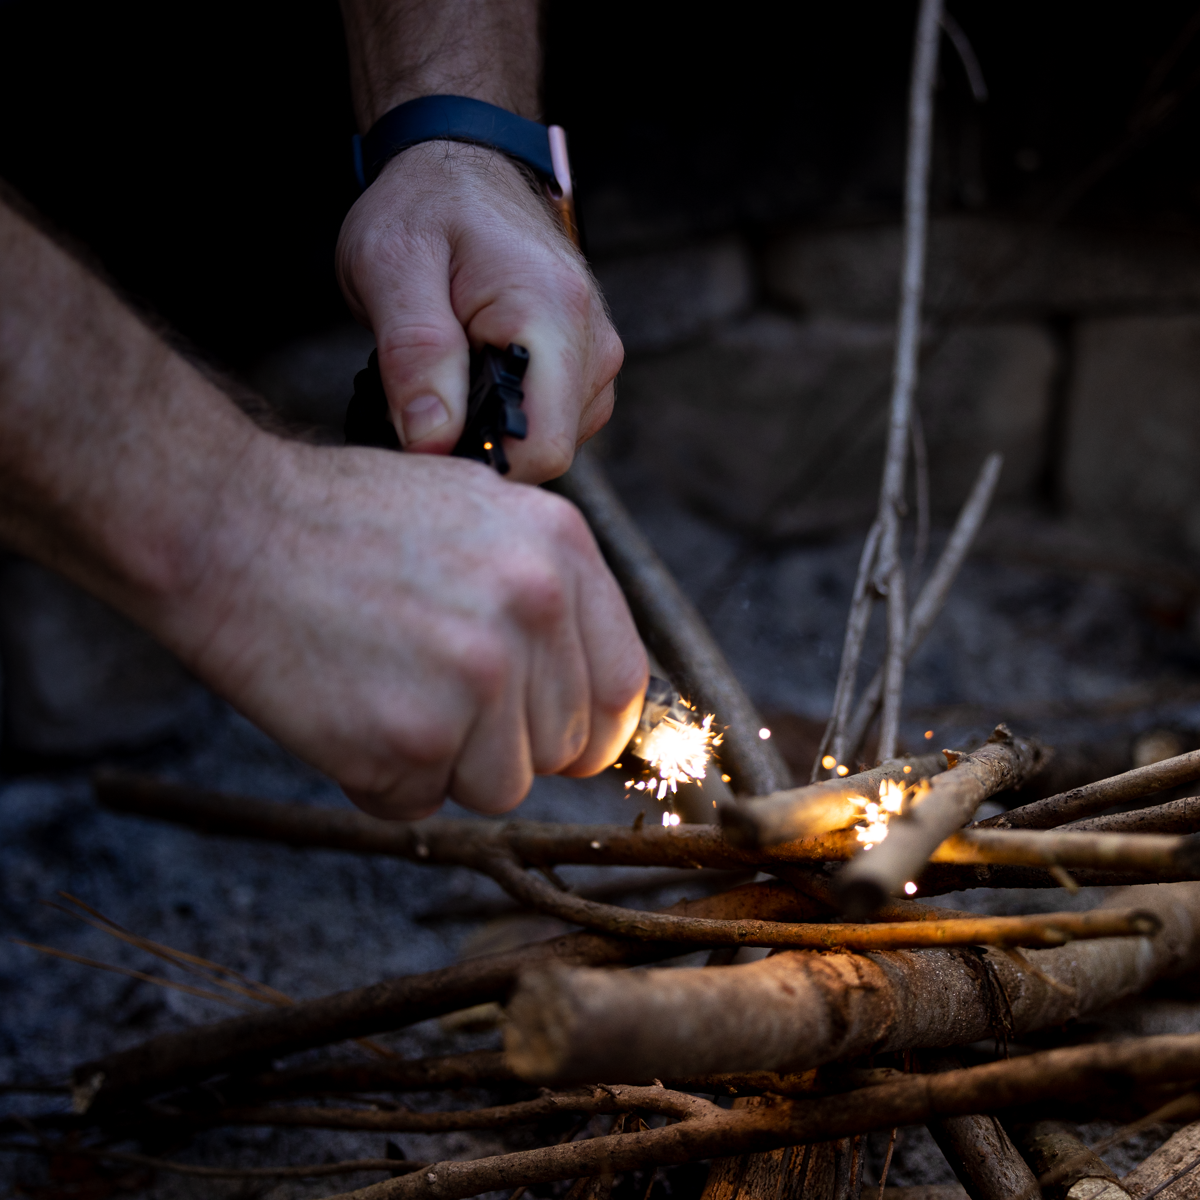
(904, 881, 918, 895)
(821, 754, 837, 770)
(661, 811, 681, 827)
(851, 777, 907, 849)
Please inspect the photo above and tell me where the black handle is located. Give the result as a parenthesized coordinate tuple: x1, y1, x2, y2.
(344, 343, 529, 474)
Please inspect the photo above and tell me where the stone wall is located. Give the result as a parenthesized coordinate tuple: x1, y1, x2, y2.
(597, 215, 1200, 554)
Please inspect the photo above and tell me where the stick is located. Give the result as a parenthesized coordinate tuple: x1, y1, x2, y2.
(816, 0, 943, 773)
(923, 1055, 1038, 1200)
(503, 882, 1200, 1083)
(316, 1035, 1200, 1200)
(874, 0, 943, 764)
(836, 725, 1048, 917)
(1009, 1119, 1128, 1200)
(720, 754, 947, 848)
(94, 771, 770, 870)
(842, 454, 1004, 764)
(549, 452, 791, 796)
(979, 749, 1200, 831)
(930, 829, 1200, 873)
(247, 1053, 820, 1104)
(1069, 797, 1200, 835)
(69, 879, 807, 1113)
(208, 1085, 708, 1133)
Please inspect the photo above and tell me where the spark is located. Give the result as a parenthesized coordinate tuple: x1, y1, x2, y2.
(851, 778, 907, 850)
(904, 881, 918, 895)
(924, 730, 934, 740)
(758, 727, 771, 740)
(661, 812, 681, 827)
(836, 764, 849, 777)
(821, 754, 837, 770)
(720, 774, 731, 783)
(635, 710, 720, 800)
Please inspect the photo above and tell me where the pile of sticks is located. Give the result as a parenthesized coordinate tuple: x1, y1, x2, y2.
(7, 716, 1200, 1200)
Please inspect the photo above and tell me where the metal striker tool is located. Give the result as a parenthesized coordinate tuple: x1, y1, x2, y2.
(630, 675, 700, 761)
(344, 342, 529, 474)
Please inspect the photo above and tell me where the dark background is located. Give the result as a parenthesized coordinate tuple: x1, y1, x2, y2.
(4, 1, 1200, 370)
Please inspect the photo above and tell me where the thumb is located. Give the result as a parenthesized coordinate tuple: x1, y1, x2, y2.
(368, 239, 471, 454)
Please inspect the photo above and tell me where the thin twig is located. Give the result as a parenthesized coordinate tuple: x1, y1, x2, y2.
(817, 0, 944, 773)
(877, 1127, 899, 1200)
(843, 453, 1003, 763)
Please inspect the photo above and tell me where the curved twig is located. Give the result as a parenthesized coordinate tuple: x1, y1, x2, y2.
(209, 1085, 715, 1133)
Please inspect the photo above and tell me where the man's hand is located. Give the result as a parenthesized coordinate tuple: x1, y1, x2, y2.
(336, 141, 622, 483)
(0, 198, 647, 819)
(336, 0, 622, 483)
(166, 445, 648, 819)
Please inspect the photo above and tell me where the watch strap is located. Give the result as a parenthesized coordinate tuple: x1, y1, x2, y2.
(353, 94, 556, 189)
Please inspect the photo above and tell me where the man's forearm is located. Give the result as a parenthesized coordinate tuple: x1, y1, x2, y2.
(338, 0, 542, 128)
(0, 198, 263, 628)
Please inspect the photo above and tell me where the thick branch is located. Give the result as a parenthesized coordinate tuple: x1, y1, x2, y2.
(549, 452, 791, 796)
(1009, 1119, 1128, 1200)
(923, 1054, 1038, 1200)
(980, 750, 1200, 831)
(836, 726, 1048, 917)
(504, 883, 1200, 1083)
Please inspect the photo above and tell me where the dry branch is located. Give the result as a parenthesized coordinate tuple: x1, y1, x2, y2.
(504, 883, 1200, 1083)
(1070, 797, 1200, 836)
(721, 753, 947, 847)
(91, 773, 1200, 894)
(476, 841, 1146, 948)
(979, 750, 1200, 831)
(842, 453, 1004, 766)
(70, 879, 807, 1112)
(210, 1085, 704, 1133)
(94, 771, 767, 870)
(319, 1036, 1200, 1200)
(1010, 1119, 1129, 1200)
(836, 725, 1047, 916)
(550, 451, 791, 796)
(930, 829, 1200, 873)
(925, 1076, 1038, 1200)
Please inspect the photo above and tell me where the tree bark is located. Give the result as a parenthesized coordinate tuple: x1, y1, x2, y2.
(504, 884, 1200, 1083)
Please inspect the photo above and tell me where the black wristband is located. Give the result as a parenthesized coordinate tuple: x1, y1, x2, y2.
(353, 94, 557, 189)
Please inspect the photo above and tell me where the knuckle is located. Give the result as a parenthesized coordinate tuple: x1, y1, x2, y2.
(505, 558, 569, 627)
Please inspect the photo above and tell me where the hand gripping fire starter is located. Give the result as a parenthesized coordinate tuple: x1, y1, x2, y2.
(344, 345, 700, 756)
(344, 342, 529, 474)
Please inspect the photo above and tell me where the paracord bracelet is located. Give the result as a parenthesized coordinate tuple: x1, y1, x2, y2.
(353, 94, 559, 190)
